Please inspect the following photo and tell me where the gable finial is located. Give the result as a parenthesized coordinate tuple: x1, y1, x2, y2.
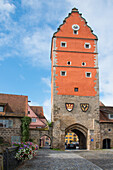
(72, 7, 78, 12)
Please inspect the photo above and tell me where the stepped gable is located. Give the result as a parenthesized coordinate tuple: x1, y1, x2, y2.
(30, 106, 45, 118)
(53, 7, 98, 40)
(100, 106, 113, 122)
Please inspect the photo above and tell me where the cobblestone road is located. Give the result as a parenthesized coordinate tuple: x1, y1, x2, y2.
(73, 149, 113, 170)
(17, 149, 103, 170)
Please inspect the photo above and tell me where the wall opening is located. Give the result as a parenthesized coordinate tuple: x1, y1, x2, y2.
(103, 138, 111, 149)
(65, 124, 87, 150)
(39, 135, 51, 149)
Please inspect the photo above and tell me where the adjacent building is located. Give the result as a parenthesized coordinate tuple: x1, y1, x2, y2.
(0, 93, 48, 145)
(0, 93, 28, 143)
(65, 132, 78, 144)
(28, 105, 47, 129)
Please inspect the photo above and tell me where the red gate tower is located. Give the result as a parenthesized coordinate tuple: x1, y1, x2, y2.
(51, 8, 100, 150)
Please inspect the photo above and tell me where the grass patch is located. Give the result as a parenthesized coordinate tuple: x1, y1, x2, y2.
(51, 148, 62, 151)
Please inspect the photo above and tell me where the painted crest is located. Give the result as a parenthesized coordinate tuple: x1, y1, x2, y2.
(80, 103, 89, 112)
(65, 103, 74, 112)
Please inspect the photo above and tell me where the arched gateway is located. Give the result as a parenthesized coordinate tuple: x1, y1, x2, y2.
(51, 8, 101, 150)
(65, 124, 87, 149)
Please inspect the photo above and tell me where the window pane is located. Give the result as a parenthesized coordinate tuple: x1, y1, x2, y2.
(32, 118, 36, 122)
(0, 106, 4, 112)
(8, 120, 13, 128)
(110, 114, 113, 118)
(61, 71, 66, 76)
(0, 120, 3, 127)
(74, 88, 78, 92)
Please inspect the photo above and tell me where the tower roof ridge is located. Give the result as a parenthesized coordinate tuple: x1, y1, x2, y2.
(72, 7, 78, 12)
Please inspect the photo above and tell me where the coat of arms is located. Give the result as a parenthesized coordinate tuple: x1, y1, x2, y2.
(80, 103, 89, 112)
(65, 103, 74, 112)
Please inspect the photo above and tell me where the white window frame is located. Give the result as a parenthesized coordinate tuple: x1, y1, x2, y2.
(0, 106, 4, 112)
(85, 72, 92, 78)
(0, 120, 13, 128)
(61, 41, 67, 47)
(67, 61, 71, 65)
(32, 118, 37, 122)
(60, 71, 66, 76)
(84, 43, 91, 49)
(109, 114, 113, 119)
(82, 62, 86, 66)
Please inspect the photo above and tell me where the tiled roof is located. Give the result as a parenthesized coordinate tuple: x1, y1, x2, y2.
(0, 93, 28, 116)
(99, 101, 105, 106)
(30, 106, 45, 118)
(100, 106, 113, 123)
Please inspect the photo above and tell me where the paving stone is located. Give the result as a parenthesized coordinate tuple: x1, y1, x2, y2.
(17, 149, 102, 170)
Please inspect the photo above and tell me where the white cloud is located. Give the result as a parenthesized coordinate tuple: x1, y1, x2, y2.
(66, 0, 113, 106)
(0, 0, 15, 22)
(0, 0, 15, 13)
(29, 101, 40, 106)
(43, 99, 51, 121)
(41, 77, 51, 88)
(22, 27, 53, 67)
(29, 99, 51, 121)
(0, 0, 113, 107)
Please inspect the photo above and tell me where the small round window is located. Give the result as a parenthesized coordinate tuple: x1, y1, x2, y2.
(72, 24, 80, 30)
(67, 61, 71, 65)
(82, 62, 86, 66)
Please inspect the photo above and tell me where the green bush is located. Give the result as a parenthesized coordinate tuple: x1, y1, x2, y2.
(21, 117, 31, 142)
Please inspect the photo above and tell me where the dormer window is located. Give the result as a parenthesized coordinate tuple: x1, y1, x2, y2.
(0, 106, 4, 112)
(61, 42, 67, 47)
(109, 114, 113, 119)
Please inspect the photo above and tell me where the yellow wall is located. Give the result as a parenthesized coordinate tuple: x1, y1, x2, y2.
(65, 132, 78, 144)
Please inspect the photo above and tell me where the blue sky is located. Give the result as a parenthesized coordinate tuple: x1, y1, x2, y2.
(0, 0, 113, 120)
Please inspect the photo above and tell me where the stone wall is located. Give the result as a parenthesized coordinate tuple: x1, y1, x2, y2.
(100, 123, 113, 148)
(52, 94, 100, 150)
(0, 117, 21, 143)
(29, 127, 53, 146)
